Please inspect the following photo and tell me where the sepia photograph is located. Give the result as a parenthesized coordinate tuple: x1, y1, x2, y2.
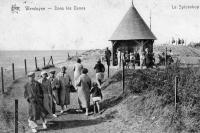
(0, 0, 200, 132)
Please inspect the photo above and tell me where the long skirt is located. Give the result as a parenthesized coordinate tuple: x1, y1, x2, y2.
(59, 87, 70, 106)
(74, 72, 81, 90)
(78, 87, 90, 108)
(43, 94, 53, 115)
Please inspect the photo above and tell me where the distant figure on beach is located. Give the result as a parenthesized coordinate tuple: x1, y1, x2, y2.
(48, 70, 60, 116)
(76, 68, 92, 116)
(38, 71, 57, 118)
(90, 82, 103, 114)
(73, 58, 83, 89)
(169, 49, 173, 56)
(94, 59, 105, 88)
(105, 47, 111, 66)
(24, 72, 48, 133)
(67, 53, 71, 61)
(56, 66, 72, 113)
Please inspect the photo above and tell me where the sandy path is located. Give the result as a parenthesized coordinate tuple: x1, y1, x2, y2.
(9, 75, 128, 133)
(5, 60, 133, 133)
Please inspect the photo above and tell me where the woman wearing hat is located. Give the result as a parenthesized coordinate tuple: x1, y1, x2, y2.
(48, 70, 60, 117)
(76, 68, 92, 116)
(38, 71, 57, 118)
(56, 66, 72, 113)
(24, 72, 48, 132)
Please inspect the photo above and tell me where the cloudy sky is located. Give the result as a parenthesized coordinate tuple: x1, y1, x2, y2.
(0, 0, 200, 50)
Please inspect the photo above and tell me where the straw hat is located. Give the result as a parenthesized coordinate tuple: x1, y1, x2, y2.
(41, 71, 47, 76)
(49, 70, 56, 74)
(27, 72, 35, 77)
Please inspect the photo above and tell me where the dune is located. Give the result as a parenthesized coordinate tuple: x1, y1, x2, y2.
(1, 45, 200, 132)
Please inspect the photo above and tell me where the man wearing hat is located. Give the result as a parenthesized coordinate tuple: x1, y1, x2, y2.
(24, 72, 48, 133)
(38, 71, 57, 118)
(56, 66, 72, 113)
(48, 70, 60, 117)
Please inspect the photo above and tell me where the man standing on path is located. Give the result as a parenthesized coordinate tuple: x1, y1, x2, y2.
(105, 47, 111, 66)
(24, 72, 48, 133)
(48, 70, 60, 117)
(94, 59, 105, 88)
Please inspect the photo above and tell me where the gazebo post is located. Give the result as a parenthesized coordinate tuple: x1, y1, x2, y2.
(111, 41, 114, 66)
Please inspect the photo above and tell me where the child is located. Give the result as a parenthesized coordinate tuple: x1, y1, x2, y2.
(90, 82, 103, 114)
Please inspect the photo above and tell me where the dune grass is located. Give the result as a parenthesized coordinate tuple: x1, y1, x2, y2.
(104, 62, 200, 133)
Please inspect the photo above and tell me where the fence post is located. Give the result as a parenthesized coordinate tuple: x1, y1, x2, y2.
(43, 57, 46, 67)
(108, 65, 110, 78)
(165, 47, 167, 68)
(12, 63, 15, 80)
(122, 60, 125, 93)
(175, 76, 179, 111)
(35, 57, 38, 69)
(24, 59, 27, 76)
(14, 99, 18, 133)
(51, 56, 54, 65)
(1, 67, 4, 94)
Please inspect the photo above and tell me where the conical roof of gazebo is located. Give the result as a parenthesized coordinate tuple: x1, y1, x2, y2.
(109, 5, 156, 41)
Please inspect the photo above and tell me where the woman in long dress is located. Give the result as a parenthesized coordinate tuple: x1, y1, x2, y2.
(76, 68, 92, 116)
(56, 66, 72, 113)
(73, 58, 83, 89)
(38, 71, 56, 117)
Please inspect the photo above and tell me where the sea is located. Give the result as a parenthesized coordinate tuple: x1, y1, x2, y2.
(0, 50, 83, 71)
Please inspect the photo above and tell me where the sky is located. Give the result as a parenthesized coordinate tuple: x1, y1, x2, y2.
(0, 0, 200, 50)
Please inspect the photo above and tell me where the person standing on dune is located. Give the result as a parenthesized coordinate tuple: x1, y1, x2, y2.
(56, 66, 72, 114)
(73, 58, 83, 90)
(24, 72, 48, 133)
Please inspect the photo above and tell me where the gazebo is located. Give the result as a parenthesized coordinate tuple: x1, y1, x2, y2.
(109, 5, 157, 66)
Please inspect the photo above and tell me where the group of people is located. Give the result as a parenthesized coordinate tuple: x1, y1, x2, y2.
(117, 48, 155, 69)
(24, 58, 104, 133)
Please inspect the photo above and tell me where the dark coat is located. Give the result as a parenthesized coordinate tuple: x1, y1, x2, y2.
(38, 78, 53, 115)
(56, 72, 71, 106)
(48, 77, 60, 104)
(94, 63, 105, 73)
(24, 80, 48, 121)
(90, 86, 102, 98)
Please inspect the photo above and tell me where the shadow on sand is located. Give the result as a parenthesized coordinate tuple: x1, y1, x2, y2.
(45, 117, 108, 131)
